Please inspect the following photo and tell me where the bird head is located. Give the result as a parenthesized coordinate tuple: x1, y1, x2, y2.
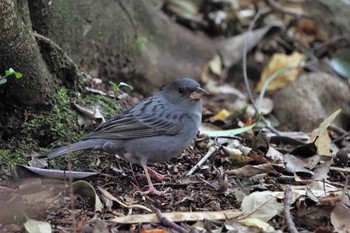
(161, 78, 208, 106)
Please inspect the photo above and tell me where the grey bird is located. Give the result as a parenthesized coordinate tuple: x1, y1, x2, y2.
(38, 78, 208, 195)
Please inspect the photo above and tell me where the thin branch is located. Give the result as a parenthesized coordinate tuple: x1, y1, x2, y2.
(155, 208, 188, 233)
(66, 143, 77, 233)
(242, 11, 260, 114)
(241, 11, 281, 134)
(332, 130, 350, 143)
(283, 186, 299, 233)
(186, 141, 219, 176)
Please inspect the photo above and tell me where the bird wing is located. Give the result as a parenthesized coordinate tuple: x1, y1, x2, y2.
(81, 96, 187, 140)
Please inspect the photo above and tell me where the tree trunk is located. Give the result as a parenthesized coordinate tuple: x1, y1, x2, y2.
(0, 0, 56, 108)
(0, 0, 215, 158)
(1, 0, 215, 108)
(27, 0, 215, 95)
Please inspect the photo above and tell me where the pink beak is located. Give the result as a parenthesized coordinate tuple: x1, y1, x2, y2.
(190, 87, 209, 100)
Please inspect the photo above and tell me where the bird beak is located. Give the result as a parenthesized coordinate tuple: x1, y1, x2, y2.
(190, 87, 209, 100)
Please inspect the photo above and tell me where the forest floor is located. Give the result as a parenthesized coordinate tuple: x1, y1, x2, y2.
(1, 0, 350, 232)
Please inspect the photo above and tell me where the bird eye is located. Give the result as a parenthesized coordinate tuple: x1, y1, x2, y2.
(178, 87, 185, 94)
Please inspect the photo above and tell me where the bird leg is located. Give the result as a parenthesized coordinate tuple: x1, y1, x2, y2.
(136, 166, 166, 182)
(138, 164, 169, 196)
(146, 167, 166, 181)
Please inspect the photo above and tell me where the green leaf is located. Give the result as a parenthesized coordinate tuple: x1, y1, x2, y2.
(4, 68, 22, 79)
(14, 72, 23, 79)
(117, 81, 133, 91)
(0, 78, 7, 85)
(5, 68, 15, 77)
(201, 124, 256, 137)
(110, 81, 133, 92)
(109, 81, 118, 92)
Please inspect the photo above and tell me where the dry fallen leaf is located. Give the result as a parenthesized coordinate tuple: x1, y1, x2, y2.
(226, 147, 253, 165)
(200, 54, 223, 84)
(208, 54, 222, 76)
(308, 109, 341, 156)
(241, 191, 284, 222)
(242, 217, 275, 232)
(72, 180, 104, 213)
(255, 97, 273, 115)
(256, 52, 305, 91)
(331, 203, 350, 232)
(24, 218, 52, 233)
(205, 79, 245, 98)
(217, 26, 274, 68)
(209, 108, 230, 122)
(290, 18, 327, 47)
(284, 153, 314, 176)
(74, 101, 106, 126)
(111, 210, 241, 224)
(226, 164, 279, 177)
(265, 146, 284, 164)
(98, 186, 152, 212)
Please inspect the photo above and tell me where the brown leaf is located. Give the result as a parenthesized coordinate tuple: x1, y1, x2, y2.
(308, 109, 341, 156)
(256, 52, 305, 91)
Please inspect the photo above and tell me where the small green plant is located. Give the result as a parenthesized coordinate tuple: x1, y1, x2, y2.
(0, 68, 23, 85)
(110, 81, 133, 94)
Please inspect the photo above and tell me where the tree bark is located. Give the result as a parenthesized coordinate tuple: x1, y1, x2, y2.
(0, 0, 56, 108)
(27, 0, 215, 94)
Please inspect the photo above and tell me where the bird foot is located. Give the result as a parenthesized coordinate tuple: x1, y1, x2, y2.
(137, 164, 170, 196)
(147, 167, 166, 181)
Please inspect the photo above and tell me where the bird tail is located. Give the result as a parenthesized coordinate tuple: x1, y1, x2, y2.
(37, 140, 101, 159)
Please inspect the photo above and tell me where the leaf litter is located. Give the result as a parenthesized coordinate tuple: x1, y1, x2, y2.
(3, 107, 346, 232)
(2, 1, 350, 232)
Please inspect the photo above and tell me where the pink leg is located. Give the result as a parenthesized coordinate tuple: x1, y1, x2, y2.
(136, 166, 166, 182)
(147, 167, 166, 181)
(138, 164, 169, 196)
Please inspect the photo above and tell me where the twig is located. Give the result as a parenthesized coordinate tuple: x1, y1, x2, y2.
(155, 208, 188, 233)
(332, 130, 350, 143)
(0, 186, 17, 192)
(283, 186, 298, 233)
(257, 63, 304, 113)
(313, 34, 350, 54)
(186, 142, 220, 176)
(242, 11, 281, 134)
(242, 11, 260, 115)
(66, 143, 77, 233)
(264, 0, 308, 18)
